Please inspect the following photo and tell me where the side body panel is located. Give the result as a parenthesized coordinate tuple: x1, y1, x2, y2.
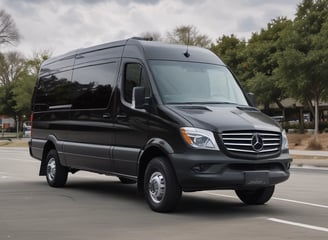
(31, 44, 125, 174)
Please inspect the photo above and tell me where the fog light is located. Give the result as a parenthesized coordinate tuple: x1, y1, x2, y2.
(192, 164, 211, 173)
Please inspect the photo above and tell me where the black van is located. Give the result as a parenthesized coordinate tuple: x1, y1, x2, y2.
(29, 38, 292, 212)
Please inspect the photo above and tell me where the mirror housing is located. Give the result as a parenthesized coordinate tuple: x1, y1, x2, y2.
(247, 92, 256, 107)
(132, 87, 146, 109)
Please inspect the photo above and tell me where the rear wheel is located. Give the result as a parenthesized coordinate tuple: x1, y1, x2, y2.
(45, 149, 68, 187)
(144, 157, 182, 212)
(235, 185, 275, 205)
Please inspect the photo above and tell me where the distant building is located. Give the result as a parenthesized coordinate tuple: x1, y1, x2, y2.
(0, 115, 15, 130)
(259, 98, 328, 123)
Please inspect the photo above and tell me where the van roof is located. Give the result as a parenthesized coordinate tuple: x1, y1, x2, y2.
(125, 38, 224, 64)
(41, 38, 224, 68)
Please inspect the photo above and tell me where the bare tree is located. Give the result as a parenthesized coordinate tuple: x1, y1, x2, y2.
(166, 25, 212, 48)
(140, 32, 162, 41)
(0, 9, 20, 46)
(27, 49, 52, 76)
(0, 51, 25, 86)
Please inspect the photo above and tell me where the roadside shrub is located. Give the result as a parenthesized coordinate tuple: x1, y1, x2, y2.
(306, 137, 323, 150)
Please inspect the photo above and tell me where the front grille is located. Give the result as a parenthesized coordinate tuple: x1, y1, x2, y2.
(220, 131, 281, 158)
(229, 163, 285, 171)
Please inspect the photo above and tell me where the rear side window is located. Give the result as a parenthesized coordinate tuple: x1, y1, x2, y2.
(33, 62, 118, 111)
(71, 62, 117, 109)
(34, 70, 72, 111)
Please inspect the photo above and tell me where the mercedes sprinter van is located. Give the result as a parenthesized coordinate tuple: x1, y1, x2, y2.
(29, 38, 292, 212)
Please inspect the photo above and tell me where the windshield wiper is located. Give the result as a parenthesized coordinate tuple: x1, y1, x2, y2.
(167, 101, 237, 105)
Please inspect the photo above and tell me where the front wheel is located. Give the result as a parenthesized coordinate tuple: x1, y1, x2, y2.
(235, 185, 275, 205)
(45, 149, 68, 187)
(144, 157, 182, 212)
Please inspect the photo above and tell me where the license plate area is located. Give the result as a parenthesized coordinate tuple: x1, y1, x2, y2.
(244, 171, 269, 186)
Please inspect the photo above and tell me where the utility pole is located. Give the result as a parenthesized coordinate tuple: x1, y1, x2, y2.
(16, 115, 19, 139)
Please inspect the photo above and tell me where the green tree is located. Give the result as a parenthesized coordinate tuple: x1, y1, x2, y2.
(210, 34, 247, 82)
(166, 25, 212, 48)
(0, 51, 25, 118)
(244, 17, 292, 110)
(0, 50, 50, 124)
(12, 70, 35, 120)
(278, 0, 328, 140)
(12, 50, 51, 120)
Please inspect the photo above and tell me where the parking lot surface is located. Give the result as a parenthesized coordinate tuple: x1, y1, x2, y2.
(0, 148, 327, 240)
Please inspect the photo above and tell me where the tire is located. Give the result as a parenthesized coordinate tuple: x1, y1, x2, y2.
(118, 177, 136, 184)
(45, 149, 68, 187)
(235, 185, 275, 205)
(144, 157, 182, 213)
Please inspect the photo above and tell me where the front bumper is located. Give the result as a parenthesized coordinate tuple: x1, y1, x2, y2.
(169, 150, 292, 192)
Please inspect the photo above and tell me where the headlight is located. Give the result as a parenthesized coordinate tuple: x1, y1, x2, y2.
(282, 129, 289, 150)
(180, 127, 220, 150)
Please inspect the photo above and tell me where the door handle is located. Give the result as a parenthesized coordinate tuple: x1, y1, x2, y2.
(102, 113, 111, 118)
(116, 114, 128, 120)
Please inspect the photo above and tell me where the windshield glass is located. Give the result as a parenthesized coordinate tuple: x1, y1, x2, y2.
(149, 61, 249, 105)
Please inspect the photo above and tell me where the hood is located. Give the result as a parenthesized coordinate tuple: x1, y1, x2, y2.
(167, 104, 281, 133)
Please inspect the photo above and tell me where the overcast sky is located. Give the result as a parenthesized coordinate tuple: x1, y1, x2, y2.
(1, 0, 301, 57)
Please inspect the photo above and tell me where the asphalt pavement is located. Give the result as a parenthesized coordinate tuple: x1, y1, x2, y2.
(0, 147, 327, 240)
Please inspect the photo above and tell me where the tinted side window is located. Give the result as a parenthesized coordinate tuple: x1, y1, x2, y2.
(71, 62, 117, 109)
(123, 63, 150, 104)
(34, 70, 72, 111)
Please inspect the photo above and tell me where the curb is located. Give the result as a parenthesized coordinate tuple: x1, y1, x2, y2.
(290, 150, 328, 168)
(291, 157, 328, 168)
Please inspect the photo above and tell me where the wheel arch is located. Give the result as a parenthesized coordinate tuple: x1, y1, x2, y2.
(137, 139, 176, 192)
(39, 136, 60, 176)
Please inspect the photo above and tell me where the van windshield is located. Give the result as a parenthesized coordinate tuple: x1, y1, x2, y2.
(149, 60, 248, 106)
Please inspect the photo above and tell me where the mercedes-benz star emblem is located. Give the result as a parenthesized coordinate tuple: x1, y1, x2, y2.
(251, 133, 264, 152)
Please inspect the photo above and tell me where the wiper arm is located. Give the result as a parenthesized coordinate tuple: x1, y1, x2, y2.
(167, 101, 237, 105)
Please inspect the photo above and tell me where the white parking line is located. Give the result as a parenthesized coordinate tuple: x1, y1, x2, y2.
(205, 192, 328, 233)
(204, 192, 328, 209)
(268, 218, 328, 233)
(272, 197, 328, 209)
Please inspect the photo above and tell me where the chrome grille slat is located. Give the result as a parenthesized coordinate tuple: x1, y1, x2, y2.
(222, 138, 252, 141)
(224, 143, 252, 146)
(225, 148, 256, 153)
(263, 143, 280, 146)
(220, 131, 281, 156)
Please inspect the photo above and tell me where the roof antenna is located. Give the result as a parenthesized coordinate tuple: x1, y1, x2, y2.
(184, 30, 190, 58)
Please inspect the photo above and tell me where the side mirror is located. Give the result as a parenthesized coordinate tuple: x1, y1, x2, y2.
(132, 87, 145, 109)
(247, 93, 256, 107)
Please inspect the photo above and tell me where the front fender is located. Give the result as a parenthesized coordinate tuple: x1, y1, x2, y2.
(136, 138, 176, 192)
(144, 138, 174, 154)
